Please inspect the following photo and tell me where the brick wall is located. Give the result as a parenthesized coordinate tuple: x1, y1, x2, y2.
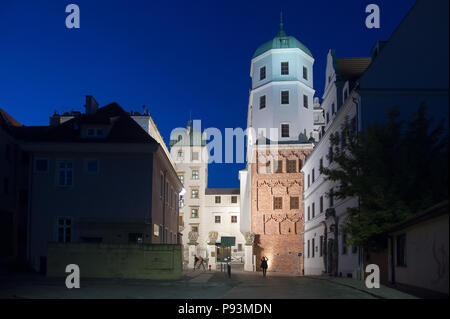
(251, 147, 312, 274)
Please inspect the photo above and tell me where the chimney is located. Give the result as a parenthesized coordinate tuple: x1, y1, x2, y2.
(84, 95, 99, 115)
(50, 110, 61, 127)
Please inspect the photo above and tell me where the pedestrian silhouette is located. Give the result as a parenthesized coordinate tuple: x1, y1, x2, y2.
(194, 255, 199, 270)
(197, 256, 206, 271)
(261, 256, 268, 277)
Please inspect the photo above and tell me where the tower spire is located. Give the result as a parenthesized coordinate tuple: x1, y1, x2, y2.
(278, 10, 287, 37)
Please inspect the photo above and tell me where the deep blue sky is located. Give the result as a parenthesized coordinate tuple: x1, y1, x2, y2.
(0, 0, 416, 188)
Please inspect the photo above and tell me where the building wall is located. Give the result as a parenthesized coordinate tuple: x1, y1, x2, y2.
(204, 193, 245, 260)
(389, 213, 449, 295)
(27, 147, 179, 272)
(47, 242, 182, 280)
(250, 49, 315, 143)
(250, 146, 312, 273)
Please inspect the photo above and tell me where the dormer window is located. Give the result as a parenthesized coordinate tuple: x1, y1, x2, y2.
(280, 38, 289, 47)
(303, 66, 308, 80)
(86, 126, 105, 138)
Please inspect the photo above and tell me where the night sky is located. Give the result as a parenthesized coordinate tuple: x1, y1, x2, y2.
(0, 0, 416, 188)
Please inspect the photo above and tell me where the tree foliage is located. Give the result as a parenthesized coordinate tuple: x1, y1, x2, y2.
(320, 104, 449, 251)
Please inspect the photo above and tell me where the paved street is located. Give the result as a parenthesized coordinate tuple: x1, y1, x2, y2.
(0, 265, 416, 299)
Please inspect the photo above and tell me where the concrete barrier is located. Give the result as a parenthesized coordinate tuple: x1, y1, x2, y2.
(47, 242, 182, 280)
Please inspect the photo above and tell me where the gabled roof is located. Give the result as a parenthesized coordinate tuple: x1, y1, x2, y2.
(8, 102, 158, 144)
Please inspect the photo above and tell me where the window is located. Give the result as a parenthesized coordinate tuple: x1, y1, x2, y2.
(307, 174, 310, 187)
(259, 95, 266, 109)
(231, 216, 237, 223)
(58, 161, 73, 187)
(286, 160, 297, 173)
(319, 158, 323, 171)
(281, 124, 290, 138)
(86, 159, 99, 173)
(320, 196, 324, 213)
(281, 62, 289, 75)
(303, 95, 309, 108)
(307, 206, 310, 220)
(215, 216, 221, 223)
(260, 66, 266, 80)
(303, 66, 308, 80)
(396, 234, 406, 266)
(154, 224, 160, 236)
(177, 135, 182, 142)
(192, 169, 199, 180)
(312, 169, 315, 183)
(35, 159, 49, 172)
(191, 152, 199, 161)
(191, 225, 199, 233)
(320, 236, 324, 257)
(298, 158, 303, 171)
(344, 89, 348, 101)
(191, 208, 199, 218)
(215, 196, 221, 204)
(326, 112, 330, 124)
(178, 174, 184, 185)
(177, 151, 184, 160)
(342, 233, 347, 255)
(312, 202, 315, 218)
(307, 240, 310, 258)
(281, 91, 289, 104)
(87, 128, 95, 136)
(312, 238, 315, 258)
(231, 196, 238, 204)
(273, 197, 282, 210)
(238, 244, 243, 252)
(290, 197, 299, 209)
(191, 189, 199, 199)
(274, 160, 283, 173)
(57, 217, 72, 243)
(332, 103, 336, 115)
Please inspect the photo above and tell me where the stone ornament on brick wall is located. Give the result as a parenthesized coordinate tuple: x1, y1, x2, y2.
(207, 231, 218, 245)
(188, 231, 199, 245)
(244, 232, 255, 246)
(263, 213, 302, 235)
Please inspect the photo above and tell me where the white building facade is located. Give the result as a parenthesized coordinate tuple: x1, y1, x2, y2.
(302, 50, 371, 277)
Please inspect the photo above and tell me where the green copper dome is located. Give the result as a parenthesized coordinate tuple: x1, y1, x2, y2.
(253, 22, 313, 59)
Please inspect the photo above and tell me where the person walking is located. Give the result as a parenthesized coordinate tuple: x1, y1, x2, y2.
(194, 255, 199, 270)
(198, 256, 206, 271)
(261, 256, 268, 277)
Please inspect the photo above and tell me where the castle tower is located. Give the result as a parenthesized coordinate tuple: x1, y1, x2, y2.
(241, 19, 315, 274)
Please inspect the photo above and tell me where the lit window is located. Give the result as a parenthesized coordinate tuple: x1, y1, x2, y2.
(178, 175, 184, 185)
(191, 208, 199, 218)
(192, 170, 199, 180)
(191, 189, 199, 199)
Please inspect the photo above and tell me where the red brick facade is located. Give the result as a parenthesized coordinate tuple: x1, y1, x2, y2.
(251, 147, 313, 274)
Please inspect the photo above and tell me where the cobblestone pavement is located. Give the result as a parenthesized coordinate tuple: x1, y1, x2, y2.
(0, 265, 415, 299)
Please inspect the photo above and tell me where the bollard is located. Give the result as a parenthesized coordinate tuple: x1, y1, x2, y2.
(227, 263, 231, 278)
